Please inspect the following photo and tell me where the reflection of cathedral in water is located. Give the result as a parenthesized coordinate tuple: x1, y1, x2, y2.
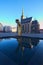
(16, 38, 39, 55)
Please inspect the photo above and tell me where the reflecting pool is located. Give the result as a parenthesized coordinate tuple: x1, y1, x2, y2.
(0, 38, 43, 65)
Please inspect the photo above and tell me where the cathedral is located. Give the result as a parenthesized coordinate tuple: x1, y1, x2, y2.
(21, 9, 32, 33)
(16, 9, 40, 35)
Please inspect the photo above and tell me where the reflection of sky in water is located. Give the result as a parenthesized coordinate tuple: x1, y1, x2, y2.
(0, 38, 43, 65)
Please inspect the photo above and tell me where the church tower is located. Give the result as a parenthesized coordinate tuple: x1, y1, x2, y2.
(21, 9, 24, 20)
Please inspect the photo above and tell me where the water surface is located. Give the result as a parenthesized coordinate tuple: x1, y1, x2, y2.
(0, 38, 43, 65)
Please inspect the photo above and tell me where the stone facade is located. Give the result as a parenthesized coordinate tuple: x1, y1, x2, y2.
(31, 20, 40, 33)
(0, 23, 3, 32)
(16, 10, 40, 35)
(21, 17, 32, 33)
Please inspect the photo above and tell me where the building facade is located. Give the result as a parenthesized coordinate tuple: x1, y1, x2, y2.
(11, 27, 17, 32)
(40, 29, 43, 33)
(21, 10, 32, 33)
(3, 26, 12, 32)
(0, 23, 3, 32)
(21, 17, 32, 33)
(16, 10, 40, 34)
(31, 20, 40, 33)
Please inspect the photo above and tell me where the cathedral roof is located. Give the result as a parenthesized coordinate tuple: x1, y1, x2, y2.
(32, 20, 39, 24)
(21, 17, 32, 24)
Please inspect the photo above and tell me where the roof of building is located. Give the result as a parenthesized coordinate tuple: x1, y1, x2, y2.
(32, 20, 39, 24)
(21, 17, 32, 24)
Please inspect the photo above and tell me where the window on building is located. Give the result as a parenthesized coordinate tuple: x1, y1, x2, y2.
(22, 25, 24, 33)
(25, 24, 27, 33)
(28, 24, 29, 32)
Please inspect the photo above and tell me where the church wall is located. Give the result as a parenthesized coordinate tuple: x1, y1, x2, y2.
(21, 24, 25, 33)
(21, 22, 31, 33)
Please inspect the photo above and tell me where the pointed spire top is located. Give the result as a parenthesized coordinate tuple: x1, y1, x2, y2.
(22, 8, 24, 16)
(21, 8, 24, 19)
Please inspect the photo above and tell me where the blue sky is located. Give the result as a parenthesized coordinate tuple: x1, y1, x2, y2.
(0, 0, 43, 28)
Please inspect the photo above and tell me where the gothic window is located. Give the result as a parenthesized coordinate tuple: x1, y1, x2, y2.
(28, 24, 29, 32)
(22, 25, 24, 33)
(25, 24, 27, 32)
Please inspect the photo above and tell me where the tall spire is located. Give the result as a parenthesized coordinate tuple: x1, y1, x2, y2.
(21, 8, 24, 19)
(22, 8, 24, 16)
